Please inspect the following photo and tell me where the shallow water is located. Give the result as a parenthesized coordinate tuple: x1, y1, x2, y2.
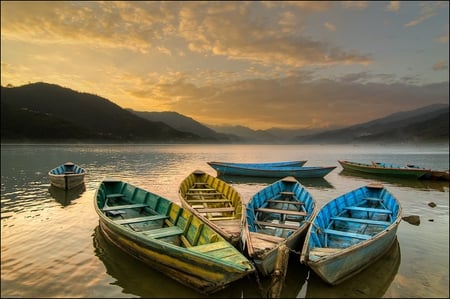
(1, 143, 449, 298)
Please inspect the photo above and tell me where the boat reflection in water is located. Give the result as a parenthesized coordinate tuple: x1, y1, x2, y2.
(48, 183, 86, 206)
(218, 174, 334, 189)
(302, 238, 401, 298)
(93, 224, 312, 298)
(339, 169, 448, 192)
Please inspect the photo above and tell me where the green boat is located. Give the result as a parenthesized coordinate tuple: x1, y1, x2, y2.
(94, 179, 255, 295)
(338, 160, 432, 179)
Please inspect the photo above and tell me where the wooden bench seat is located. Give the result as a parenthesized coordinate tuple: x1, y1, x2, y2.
(143, 226, 184, 239)
(344, 206, 392, 214)
(331, 216, 390, 226)
(256, 207, 307, 217)
(103, 203, 149, 211)
(186, 192, 223, 196)
(364, 197, 383, 202)
(115, 215, 169, 225)
(266, 199, 304, 205)
(279, 191, 294, 196)
(323, 229, 371, 240)
(187, 199, 231, 204)
(255, 220, 299, 230)
(196, 207, 235, 213)
(188, 188, 216, 192)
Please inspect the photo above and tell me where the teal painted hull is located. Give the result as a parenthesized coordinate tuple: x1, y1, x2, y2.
(300, 183, 402, 285)
(94, 179, 255, 295)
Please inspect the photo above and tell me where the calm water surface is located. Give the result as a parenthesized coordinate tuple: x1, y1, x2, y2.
(1, 144, 449, 298)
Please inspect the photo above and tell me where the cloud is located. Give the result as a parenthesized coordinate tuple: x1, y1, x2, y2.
(404, 2, 447, 28)
(386, 1, 400, 12)
(324, 22, 336, 32)
(340, 1, 369, 10)
(433, 60, 448, 71)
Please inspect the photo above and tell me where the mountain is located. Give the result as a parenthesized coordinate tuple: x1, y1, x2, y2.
(293, 104, 449, 144)
(128, 110, 238, 142)
(1, 82, 203, 143)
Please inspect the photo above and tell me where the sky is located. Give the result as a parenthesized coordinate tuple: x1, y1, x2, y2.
(1, 1, 449, 130)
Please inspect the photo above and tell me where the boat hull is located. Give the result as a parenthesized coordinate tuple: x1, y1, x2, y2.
(48, 162, 86, 190)
(208, 162, 335, 178)
(300, 183, 402, 285)
(338, 160, 430, 179)
(245, 176, 317, 276)
(94, 179, 254, 295)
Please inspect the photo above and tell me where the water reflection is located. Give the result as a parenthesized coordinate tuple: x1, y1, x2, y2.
(303, 238, 401, 298)
(339, 170, 449, 192)
(218, 174, 334, 189)
(48, 183, 86, 206)
(92, 225, 312, 298)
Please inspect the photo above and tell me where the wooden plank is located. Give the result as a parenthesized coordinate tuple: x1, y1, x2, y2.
(143, 226, 183, 238)
(187, 199, 231, 203)
(115, 215, 168, 225)
(331, 216, 390, 226)
(255, 221, 299, 230)
(103, 203, 149, 211)
(188, 241, 230, 253)
(188, 188, 216, 192)
(196, 207, 235, 213)
(266, 199, 304, 205)
(344, 206, 392, 214)
(310, 247, 341, 256)
(364, 197, 382, 202)
(256, 207, 307, 217)
(186, 192, 223, 196)
(279, 191, 294, 196)
(250, 231, 284, 243)
(323, 229, 371, 240)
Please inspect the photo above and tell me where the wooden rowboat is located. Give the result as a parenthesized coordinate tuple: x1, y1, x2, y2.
(207, 161, 336, 179)
(300, 182, 402, 285)
(338, 159, 431, 179)
(94, 179, 255, 295)
(48, 161, 86, 190)
(208, 160, 307, 169)
(372, 161, 448, 181)
(178, 170, 245, 247)
(244, 176, 317, 276)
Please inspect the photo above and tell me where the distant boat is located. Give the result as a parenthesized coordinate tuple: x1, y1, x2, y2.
(48, 161, 86, 190)
(178, 170, 245, 247)
(372, 161, 449, 181)
(338, 160, 431, 179)
(208, 160, 307, 169)
(94, 179, 255, 295)
(244, 176, 317, 276)
(207, 161, 335, 178)
(300, 182, 402, 285)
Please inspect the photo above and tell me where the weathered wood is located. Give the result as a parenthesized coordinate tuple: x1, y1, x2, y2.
(186, 192, 223, 196)
(255, 220, 299, 230)
(269, 244, 290, 298)
(323, 229, 371, 240)
(103, 203, 149, 211)
(187, 199, 231, 203)
(344, 206, 392, 214)
(256, 207, 307, 217)
(331, 216, 390, 226)
(115, 215, 168, 225)
(188, 188, 216, 192)
(267, 199, 304, 205)
(196, 207, 235, 213)
(143, 226, 184, 238)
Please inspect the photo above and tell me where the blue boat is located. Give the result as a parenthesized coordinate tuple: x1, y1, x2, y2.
(207, 161, 335, 178)
(244, 176, 317, 276)
(300, 182, 402, 285)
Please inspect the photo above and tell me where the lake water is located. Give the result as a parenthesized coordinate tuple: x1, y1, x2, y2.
(1, 143, 449, 298)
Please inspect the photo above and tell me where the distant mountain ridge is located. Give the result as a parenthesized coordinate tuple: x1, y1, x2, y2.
(1, 82, 448, 144)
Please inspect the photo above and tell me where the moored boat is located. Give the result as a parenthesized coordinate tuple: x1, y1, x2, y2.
(94, 179, 255, 295)
(48, 161, 86, 190)
(207, 161, 336, 178)
(244, 176, 316, 276)
(338, 160, 431, 179)
(178, 170, 245, 247)
(372, 161, 449, 181)
(300, 182, 402, 285)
